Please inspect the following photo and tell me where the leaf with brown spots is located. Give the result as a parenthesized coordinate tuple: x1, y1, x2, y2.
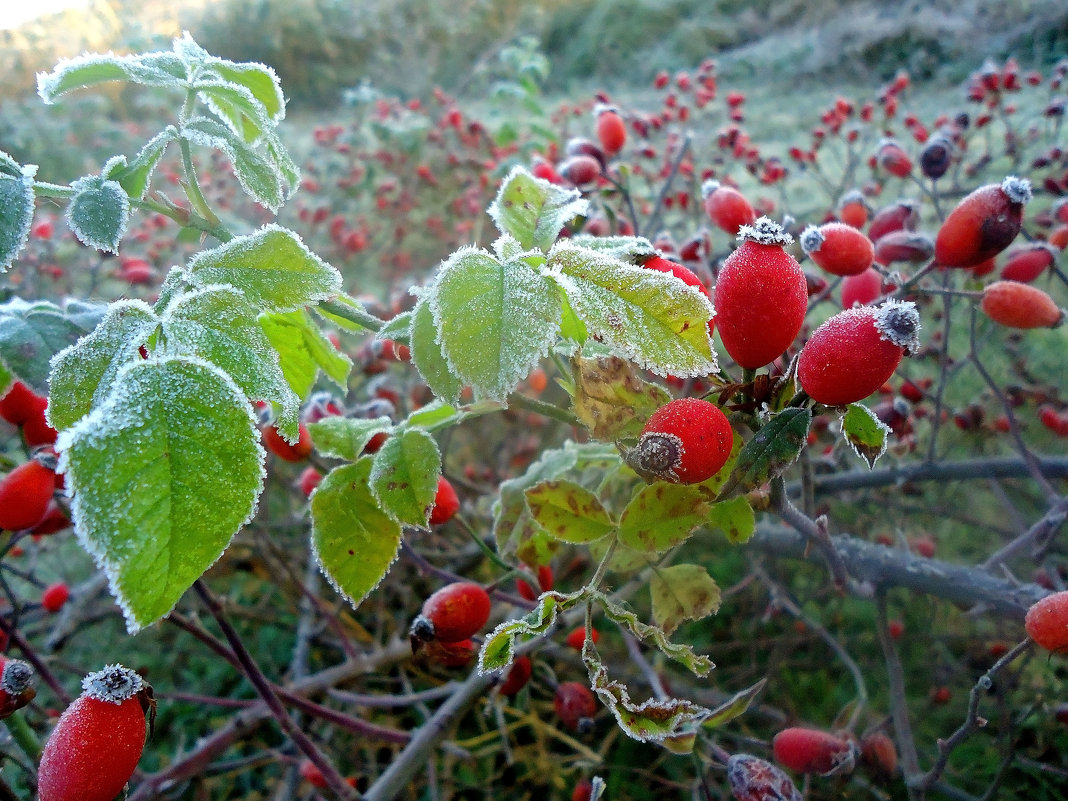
(569, 354, 671, 440)
(524, 479, 616, 544)
(649, 564, 722, 636)
(617, 482, 708, 553)
(368, 427, 441, 526)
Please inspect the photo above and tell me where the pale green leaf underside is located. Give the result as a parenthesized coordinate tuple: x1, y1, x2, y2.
(58, 356, 265, 632)
(410, 295, 463, 405)
(307, 416, 392, 461)
(66, 175, 130, 253)
(843, 402, 891, 469)
(311, 460, 403, 609)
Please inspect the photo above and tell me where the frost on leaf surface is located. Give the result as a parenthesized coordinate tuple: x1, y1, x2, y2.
(181, 117, 291, 211)
(66, 175, 130, 253)
(47, 300, 159, 431)
(547, 242, 717, 378)
(311, 459, 403, 609)
(160, 284, 300, 439)
(369, 428, 441, 527)
(187, 225, 341, 313)
(0, 158, 35, 272)
(487, 166, 588, 252)
(429, 246, 561, 402)
(57, 356, 265, 632)
(0, 298, 107, 392)
(259, 309, 352, 399)
(409, 295, 463, 405)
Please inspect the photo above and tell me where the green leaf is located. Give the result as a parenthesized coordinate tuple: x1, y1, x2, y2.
(307, 416, 392, 461)
(66, 175, 130, 253)
(0, 298, 107, 392)
(160, 285, 300, 439)
(569, 354, 671, 440)
(842, 403, 891, 469)
(47, 300, 159, 431)
(259, 309, 352, 398)
(195, 81, 273, 143)
(207, 59, 285, 122)
(374, 309, 412, 342)
(108, 127, 176, 199)
(487, 165, 587, 252)
(409, 294, 463, 405)
(597, 593, 714, 676)
(369, 428, 441, 526)
(181, 117, 288, 211)
(316, 294, 381, 335)
(0, 363, 10, 396)
(567, 234, 656, 264)
(57, 356, 265, 632)
(311, 460, 403, 609)
(717, 407, 811, 500)
(36, 49, 187, 103)
(430, 246, 561, 401)
(547, 242, 717, 378)
(702, 679, 767, 729)
(477, 589, 587, 673)
(188, 225, 341, 313)
(0, 166, 35, 272)
(649, 564, 721, 636)
(705, 496, 756, 544)
(524, 480, 616, 544)
(618, 483, 709, 554)
(404, 399, 467, 430)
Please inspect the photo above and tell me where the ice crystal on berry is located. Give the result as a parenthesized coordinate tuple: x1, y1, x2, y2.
(700, 179, 721, 198)
(82, 664, 144, 704)
(1000, 175, 1032, 205)
(634, 431, 684, 480)
(799, 225, 825, 254)
(737, 216, 793, 246)
(873, 299, 921, 353)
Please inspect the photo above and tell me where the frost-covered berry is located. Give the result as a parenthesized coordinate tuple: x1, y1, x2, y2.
(798, 300, 921, 406)
(411, 582, 491, 644)
(428, 476, 460, 525)
(713, 217, 808, 369)
(800, 222, 875, 276)
(0, 656, 36, 719)
(934, 176, 1032, 268)
(554, 681, 597, 732)
(702, 180, 757, 235)
(981, 281, 1064, 329)
(629, 398, 733, 484)
(1025, 591, 1068, 652)
(38, 665, 149, 801)
(726, 753, 801, 801)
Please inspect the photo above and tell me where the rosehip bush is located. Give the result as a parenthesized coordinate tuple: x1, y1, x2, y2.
(0, 33, 1064, 801)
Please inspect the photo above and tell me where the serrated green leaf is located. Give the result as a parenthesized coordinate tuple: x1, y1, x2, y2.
(404, 399, 465, 430)
(705, 496, 755, 544)
(66, 175, 129, 253)
(410, 295, 463, 405)
(195, 81, 273, 143)
(160, 285, 300, 439)
(181, 117, 288, 211)
(597, 593, 714, 676)
(369, 428, 441, 526)
(558, 288, 588, 343)
(0, 298, 107, 392)
(307, 416, 392, 461)
(207, 59, 285, 122)
(259, 309, 352, 398)
(588, 535, 650, 574)
(109, 127, 176, 199)
(57, 356, 265, 632)
(702, 679, 767, 729)
(311, 460, 403, 609)
(567, 234, 656, 264)
(36, 50, 186, 103)
(570, 354, 671, 440)
(487, 166, 588, 252)
(430, 247, 561, 402)
(717, 408, 811, 500)
(547, 242, 717, 378)
(374, 309, 412, 342)
(477, 589, 587, 673)
(316, 294, 381, 335)
(524, 480, 616, 544)
(47, 300, 159, 431)
(618, 483, 709, 554)
(0, 169, 35, 272)
(843, 403, 891, 469)
(188, 225, 341, 313)
(650, 564, 721, 636)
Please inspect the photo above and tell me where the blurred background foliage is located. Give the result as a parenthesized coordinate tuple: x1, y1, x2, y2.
(2, 0, 1067, 107)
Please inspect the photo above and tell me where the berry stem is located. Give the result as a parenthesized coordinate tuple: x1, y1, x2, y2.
(318, 298, 387, 333)
(645, 131, 692, 236)
(3, 709, 41, 762)
(587, 538, 619, 592)
(506, 391, 581, 427)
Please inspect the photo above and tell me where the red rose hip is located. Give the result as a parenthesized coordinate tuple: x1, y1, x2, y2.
(1025, 591, 1068, 652)
(934, 176, 1032, 268)
(628, 398, 733, 484)
(411, 581, 491, 644)
(772, 727, 856, 775)
(800, 222, 875, 276)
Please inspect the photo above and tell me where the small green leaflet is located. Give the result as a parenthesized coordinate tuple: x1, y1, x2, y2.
(523, 480, 616, 544)
(487, 166, 587, 252)
(597, 593, 713, 676)
(66, 174, 130, 253)
(57, 356, 266, 632)
(368, 428, 441, 527)
(0, 158, 35, 272)
(705, 496, 756, 544)
(105, 127, 177, 200)
(429, 246, 561, 402)
(567, 234, 656, 264)
(650, 564, 722, 636)
(702, 679, 767, 729)
(547, 242, 717, 378)
(717, 407, 811, 500)
(181, 117, 290, 211)
(842, 403, 891, 469)
(618, 482, 709, 554)
(311, 459, 404, 610)
(307, 416, 393, 461)
(478, 589, 587, 673)
(47, 300, 159, 431)
(187, 225, 341, 313)
(259, 309, 352, 399)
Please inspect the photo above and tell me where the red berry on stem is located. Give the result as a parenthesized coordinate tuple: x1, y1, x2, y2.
(798, 300, 921, 406)
(876, 139, 913, 178)
(800, 222, 875, 276)
(981, 281, 1063, 329)
(41, 581, 70, 613)
(1000, 244, 1057, 283)
(0, 457, 55, 531)
(727, 754, 802, 801)
(428, 476, 460, 525)
(934, 176, 1032, 268)
(629, 398, 733, 484)
(702, 180, 757, 235)
(554, 681, 597, 732)
(841, 267, 884, 308)
(412, 582, 491, 644)
(1025, 591, 1068, 652)
(0, 656, 36, 719)
(497, 655, 532, 697)
(594, 104, 626, 156)
(860, 732, 898, 776)
(38, 665, 149, 801)
(868, 200, 919, 242)
(262, 422, 313, 462)
(713, 218, 808, 369)
(565, 626, 600, 650)
(0, 381, 46, 426)
(773, 727, 856, 775)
